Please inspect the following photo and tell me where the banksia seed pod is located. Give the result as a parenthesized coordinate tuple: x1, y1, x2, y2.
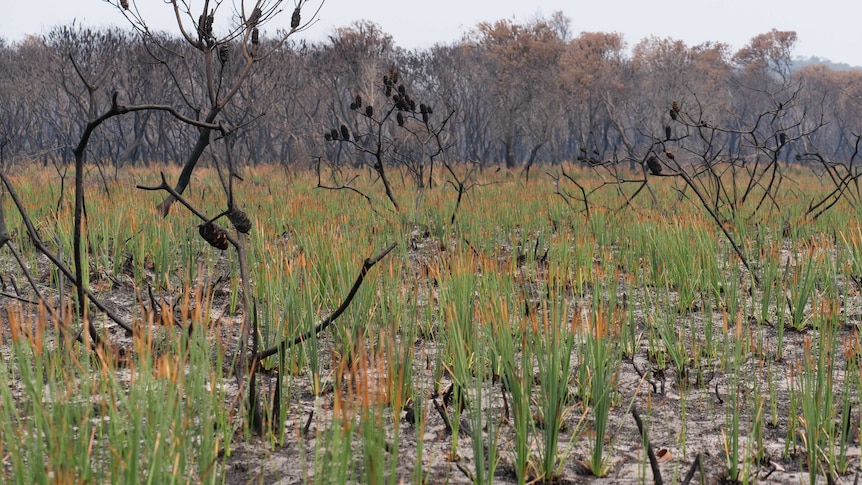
(365, 105, 373, 117)
(198, 14, 207, 39)
(397, 112, 404, 126)
(396, 95, 409, 111)
(291, 6, 301, 29)
(340, 124, 350, 141)
(647, 156, 662, 175)
(355, 95, 362, 108)
(228, 209, 252, 234)
(218, 44, 229, 64)
(251, 27, 259, 46)
(330, 128, 339, 140)
(199, 223, 229, 250)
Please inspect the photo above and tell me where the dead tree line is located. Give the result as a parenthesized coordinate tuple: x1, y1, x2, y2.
(1, 21, 860, 171)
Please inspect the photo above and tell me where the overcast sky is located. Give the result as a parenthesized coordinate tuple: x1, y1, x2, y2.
(3, 0, 861, 67)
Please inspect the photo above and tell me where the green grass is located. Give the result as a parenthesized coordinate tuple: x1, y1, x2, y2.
(0, 163, 861, 483)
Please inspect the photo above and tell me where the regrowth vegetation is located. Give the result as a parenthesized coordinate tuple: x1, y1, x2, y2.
(1, 163, 862, 483)
(1, 2, 862, 485)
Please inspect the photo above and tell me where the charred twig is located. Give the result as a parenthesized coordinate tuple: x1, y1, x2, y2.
(632, 405, 663, 485)
(433, 398, 453, 435)
(252, 242, 398, 365)
(680, 454, 701, 485)
(301, 409, 314, 437)
(629, 357, 658, 394)
(0, 292, 39, 305)
(315, 159, 387, 217)
(248, 300, 263, 435)
(455, 462, 474, 482)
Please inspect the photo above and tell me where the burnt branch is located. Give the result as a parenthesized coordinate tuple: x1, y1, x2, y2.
(252, 241, 398, 365)
(632, 405, 663, 485)
(0, 168, 132, 336)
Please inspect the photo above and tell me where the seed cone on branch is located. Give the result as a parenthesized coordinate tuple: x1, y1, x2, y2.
(199, 223, 229, 250)
(340, 124, 350, 141)
(120, 0, 129, 9)
(198, 14, 210, 40)
(365, 105, 373, 117)
(330, 128, 339, 141)
(665, 151, 675, 160)
(672, 101, 680, 113)
(291, 6, 301, 29)
(218, 44, 229, 64)
(394, 94, 411, 111)
(228, 209, 252, 234)
(665, 125, 671, 141)
(393, 94, 410, 111)
(647, 156, 662, 175)
(396, 112, 404, 126)
(354, 95, 362, 108)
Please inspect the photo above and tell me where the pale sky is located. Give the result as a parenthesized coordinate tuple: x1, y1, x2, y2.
(2, 1, 861, 67)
